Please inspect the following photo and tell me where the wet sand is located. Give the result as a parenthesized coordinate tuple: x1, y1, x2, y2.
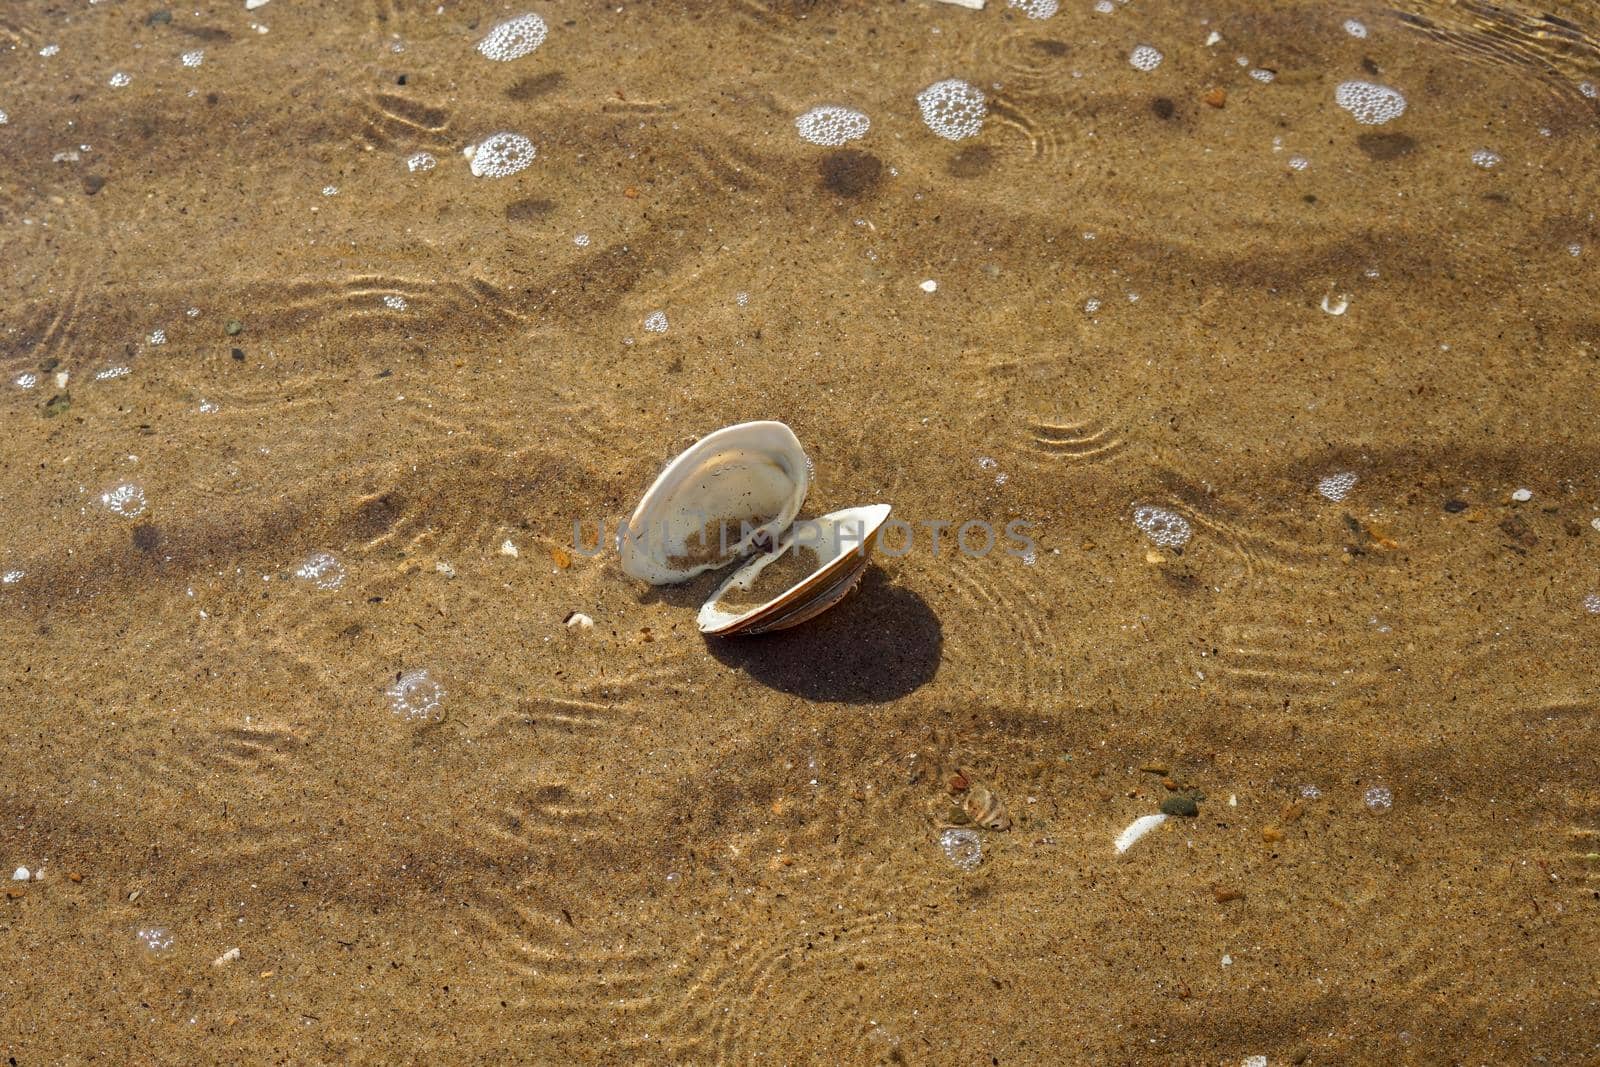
(2, 0, 1599, 1062)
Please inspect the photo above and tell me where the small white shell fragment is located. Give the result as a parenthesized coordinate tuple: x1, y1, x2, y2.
(1242, 1057, 1268, 1067)
(245, 0, 271, 8)
(498, 539, 519, 558)
(12, 867, 29, 881)
(933, 0, 985, 8)
(1205, 30, 1222, 46)
(1511, 488, 1532, 502)
(1321, 292, 1350, 316)
(565, 612, 594, 631)
(1114, 813, 1167, 854)
(920, 279, 938, 293)
(212, 947, 242, 967)
(434, 560, 456, 578)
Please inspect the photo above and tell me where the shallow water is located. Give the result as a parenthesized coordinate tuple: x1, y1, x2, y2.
(2, 0, 1599, 1062)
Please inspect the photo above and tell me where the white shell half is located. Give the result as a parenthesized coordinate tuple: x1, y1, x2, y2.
(697, 504, 891, 635)
(619, 421, 810, 584)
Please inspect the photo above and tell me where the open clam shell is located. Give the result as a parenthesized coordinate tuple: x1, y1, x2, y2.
(696, 504, 892, 636)
(619, 421, 811, 584)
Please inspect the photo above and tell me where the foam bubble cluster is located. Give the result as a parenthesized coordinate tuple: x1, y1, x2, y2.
(108, 71, 131, 88)
(406, 152, 437, 172)
(1133, 504, 1191, 548)
(916, 79, 987, 141)
(1317, 471, 1357, 501)
(477, 14, 548, 62)
(1343, 19, 1367, 38)
(1583, 592, 1600, 613)
(794, 105, 871, 147)
(643, 310, 669, 333)
(136, 926, 175, 956)
(387, 668, 445, 723)
(939, 828, 982, 871)
(1471, 147, 1501, 168)
(294, 552, 346, 590)
(1129, 45, 1163, 72)
(383, 294, 407, 310)
(1008, 0, 1059, 18)
(1334, 81, 1406, 125)
(469, 132, 535, 178)
(180, 50, 204, 68)
(1363, 784, 1393, 813)
(1249, 68, 1275, 83)
(101, 483, 148, 518)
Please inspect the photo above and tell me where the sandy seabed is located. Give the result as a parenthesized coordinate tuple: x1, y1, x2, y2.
(2, 0, 1599, 1063)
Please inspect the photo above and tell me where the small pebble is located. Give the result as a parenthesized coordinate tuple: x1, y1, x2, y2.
(1443, 499, 1469, 513)
(212, 947, 242, 967)
(1213, 886, 1244, 903)
(919, 279, 938, 293)
(565, 612, 594, 631)
(11, 867, 29, 881)
(1511, 488, 1532, 502)
(1159, 794, 1199, 817)
(225, 320, 244, 336)
(498, 539, 519, 558)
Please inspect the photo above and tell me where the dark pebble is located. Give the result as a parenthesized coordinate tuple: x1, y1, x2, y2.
(230, 347, 245, 361)
(83, 175, 107, 196)
(1443, 499, 1469, 513)
(1160, 794, 1199, 818)
(147, 10, 172, 26)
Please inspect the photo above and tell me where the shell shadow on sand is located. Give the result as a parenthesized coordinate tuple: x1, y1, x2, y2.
(704, 568, 941, 704)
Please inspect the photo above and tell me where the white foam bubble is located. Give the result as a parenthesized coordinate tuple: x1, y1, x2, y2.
(387, 668, 445, 722)
(405, 151, 437, 172)
(1317, 471, 1357, 501)
(468, 132, 535, 178)
(916, 78, 987, 141)
(1343, 18, 1367, 38)
(477, 14, 548, 62)
(1133, 504, 1190, 548)
(1334, 81, 1406, 125)
(1008, 0, 1059, 18)
(1129, 45, 1163, 72)
(794, 105, 871, 147)
(1471, 147, 1501, 168)
(938, 827, 982, 870)
(108, 71, 131, 88)
(0, 109, 8, 125)
(643, 310, 669, 333)
(294, 552, 346, 590)
(136, 926, 175, 956)
(101, 483, 147, 518)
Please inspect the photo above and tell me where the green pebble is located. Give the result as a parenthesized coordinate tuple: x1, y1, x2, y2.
(43, 393, 71, 418)
(1160, 794, 1199, 818)
(225, 320, 244, 336)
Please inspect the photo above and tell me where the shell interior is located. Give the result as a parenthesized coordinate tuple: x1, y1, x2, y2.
(697, 504, 892, 635)
(619, 421, 810, 584)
